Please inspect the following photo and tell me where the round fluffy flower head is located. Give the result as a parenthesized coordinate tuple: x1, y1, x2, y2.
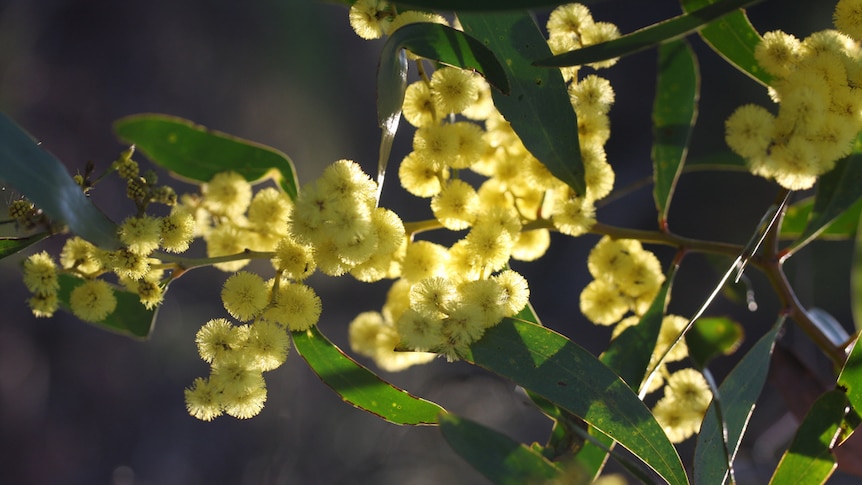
(403, 81, 438, 128)
(135, 279, 164, 310)
(272, 236, 316, 280)
(410, 276, 457, 319)
(196, 318, 247, 364)
(248, 187, 292, 233)
(457, 278, 506, 328)
(383, 278, 412, 323)
(317, 159, 377, 208)
(512, 229, 551, 262)
(579, 278, 628, 326)
(665, 368, 712, 410)
(587, 236, 640, 280)
(569, 75, 615, 115)
(835, 0, 862, 41)
(246, 320, 290, 372)
(202, 171, 252, 217)
(185, 377, 223, 421)
(373, 324, 437, 372)
(546, 3, 594, 40)
(221, 271, 269, 322)
(431, 179, 480, 230)
(652, 395, 702, 443)
(205, 224, 249, 272)
(615, 249, 665, 299)
(493, 270, 530, 316)
(399, 151, 447, 197)
(402, 240, 449, 283)
(348, 0, 391, 40)
(725, 104, 776, 159)
(581, 22, 622, 69)
(464, 222, 514, 274)
(349, 311, 385, 358)
(462, 77, 495, 121)
(451, 121, 488, 169)
(119, 215, 162, 255)
(414, 123, 460, 168)
(160, 209, 195, 253)
(29, 291, 59, 318)
(430, 67, 480, 115)
(755, 31, 803, 78)
(70, 279, 117, 322)
(23, 251, 59, 293)
(551, 194, 596, 237)
(265, 283, 322, 331)
(656, 315, 689, 363)
(396, 308, 445, 352)
(108, 247, 150, 280)
(60, 237, 102, 274)
(223, 384, 267, 419)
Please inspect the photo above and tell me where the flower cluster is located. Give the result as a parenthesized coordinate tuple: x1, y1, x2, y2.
(650, 368, 712, 443)
(725, 0, 862, 190)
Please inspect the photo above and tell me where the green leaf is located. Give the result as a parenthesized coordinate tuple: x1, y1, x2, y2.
(854, 213, 862, 331)
(292, 325, 446, 425)
(438, 412, 563, 484)
(684, 150, 747, 171)
(464, 319, 689, 485)
(789, 152, 862, 254)
(0, 233, 49, 259)
(839, 335, 862, 415)
(781, 197, 862, 240)
(574, 266, 676, 480)
(653, 39, 699, 224)
(769, 390, 849, 485)
(376, 22, 510, 198)
(694, 318, 783, 485)
(534, 0, 759, 68)
(113, 114, 299, 200)
(680, 0, 771, 86)
(0, 113, 119, 249)
(56, 274, 155, 339)
(685, 316, 744, 370)
(459, 12, 586, 195)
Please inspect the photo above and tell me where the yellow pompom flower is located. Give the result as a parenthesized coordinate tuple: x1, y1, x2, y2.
(414, 123, 460, 167)
(23, 251, 59, 293)
(512, 229, 551, 262)
(725, 104, 776, 159)
(431, 179, 480, 230)
(28, 291, 59, 318)
(493, 270, 530, 316)
(583, 145, 615, 201)
(387, 10, 448, 36)
(587, 236, 640, 279)
(552, 195, 596, 237)
(430, 67, 480, 115)
(402, 81, 438, 128)
(451, 121, 487, 169)
(395, 308, 445, 352)
(119, 215, 162, 255)
(580, 279, 628, 326)
(464, 222, 514, 274)
(614, 249, 665, 299)
(202, 171, 252, 217)
(266, 282, 322, 331)
(317, 159, 378, 207)
(349, 311, 385, 358)
(223, 384, 267, 420)
(547, 34, 582, 83)
(382, 278, 412, 323)
(272, 236, 316, 280)
(402, 240, 449, 283)
(546, 3, 594, 40)
(577, 110, 611, 148)
(410, 277, 457, 319)
(569, 74, 615, 115)
(210, 353, 265, 402)
(184, 377, 224, 421)
(107, 247, 150, 280)
(205, 224, 250, 272)
(195, 318, 246, 364)
(221, 271, 269, 322)
(835, 0, 862, 41)
(458, 278, 506, 327)
(246, 320, 290, 372)
(348, 0, 391, 40)
(462, 77, 495, 121)
(665, 368, 712, 410)
(59, 237, 102, 274)
(580, 22, 622, 69)
(755, 31, 803, 78)
(70, 279, 117, 322)
(655, 315, 689, 363)
(372, 323, 437, 372)
(399, 151, 448, 197)
(248, 187, 292, 234)
(159, 210, 195, 253)
(652, 395, 703, 443)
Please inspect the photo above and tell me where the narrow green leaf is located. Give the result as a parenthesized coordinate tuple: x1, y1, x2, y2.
(680, 0, 771, 86)
(854, 213, 862, 331)
(789, 152, 862, 254)
(292, 325, 445, 425)
(685, 316, 744, 370)
(534, 0, 759, 68)
(0, 113, 119, 249)
(459, 12, 586, 195)
(464, 319, 689, 485)
(653, 39, 699, 223)
(684, 150, 747, 170)
(438, 412, 562, 484)
(839, 335, 862, 414)
(694, 319, 783, 485)
(113, 114, 299, 200)
(769, 390, 849, 485)
(0, 233, 49, 259)
(781, 197, 862, 240)
(376, 22, 510, 198)
(56, 274, 155, 339)
(574, 267, 676, 479)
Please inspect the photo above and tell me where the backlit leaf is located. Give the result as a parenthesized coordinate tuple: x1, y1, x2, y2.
(56, 273, 155, 339)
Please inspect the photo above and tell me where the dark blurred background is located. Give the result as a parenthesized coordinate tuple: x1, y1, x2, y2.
(0, 0, 856, 484)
